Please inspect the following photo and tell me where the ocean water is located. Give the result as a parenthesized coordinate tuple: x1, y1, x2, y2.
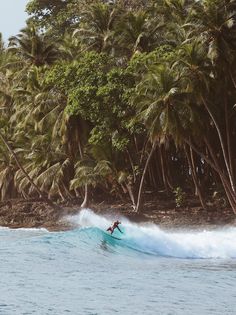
(0, 209, 236, 315)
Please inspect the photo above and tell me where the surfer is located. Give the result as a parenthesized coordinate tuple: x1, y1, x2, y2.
(106, 220, 122, 234)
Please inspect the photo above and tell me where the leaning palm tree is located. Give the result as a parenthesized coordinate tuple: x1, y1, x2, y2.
(178, 37, 236, 212)
(0, 95, 62, 210)
(133, 63, 192, 212)
(190, 0, 236, 192)
(15, 149, 73, 202)
(10, 75, 74, 202)
(0, 129, 55, 204)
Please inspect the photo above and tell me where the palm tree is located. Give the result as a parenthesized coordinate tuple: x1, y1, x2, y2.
(73, 2, 121, 54)
(8, 25, 60, 68)
(190, 0, 236, 191)
(0, 87, 63, 210)
(157, 0, 193, 24)
(116, 10, 164, 57)
(9, 68, 77, 202)
(191, 0, 236, 66)
(59, 33, 82, 61)
(178, 35, 236, 212)
(0, 130, 57, 206)
(134, 63, 192, 212)
(70, 158, 112, 208)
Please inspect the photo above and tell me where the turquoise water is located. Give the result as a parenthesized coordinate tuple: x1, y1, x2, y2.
(1, 209, 236, 315)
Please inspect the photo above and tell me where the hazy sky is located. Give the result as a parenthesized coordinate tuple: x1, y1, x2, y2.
(0, 0, 29, 41)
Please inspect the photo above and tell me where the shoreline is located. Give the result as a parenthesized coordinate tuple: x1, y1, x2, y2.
(0, 195, 236, 231)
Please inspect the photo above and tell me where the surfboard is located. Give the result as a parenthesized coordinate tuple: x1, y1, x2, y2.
(105, 233, 122, 240)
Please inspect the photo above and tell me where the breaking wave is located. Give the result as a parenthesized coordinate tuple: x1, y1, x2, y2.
(66, 209, 236, 259)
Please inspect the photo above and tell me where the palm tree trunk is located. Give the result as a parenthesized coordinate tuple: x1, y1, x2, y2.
(0, 130, 60, 210)
(81, 184, 88, 208)
(133, 135, 139, 155)
(126, 149, 136, 182)
(163, 148, 174, 190)
(229, 69, 236, 88)
(201, 96, 235, 192)
(204, 137, 236, 204)
(140, 136, 149, 165)
(204, 138, 236, 213)
(185, 145, 206, 209)
(150, 158, 158, 188)
(78, 137, 83, 160)
(155, 153, 163, 188)
(184, 137, 236, 202)
(125, 183, 136, 209)
(77, 138, 89, 209)
(135, 142, 157, 213)
(224, 97, 234, 186)
(160, 145, 169, 192)
(220, 174, 236, 212)
(190, 148, 200, 195)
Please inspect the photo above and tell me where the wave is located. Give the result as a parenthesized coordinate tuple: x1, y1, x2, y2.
(67, 209, 236, 259)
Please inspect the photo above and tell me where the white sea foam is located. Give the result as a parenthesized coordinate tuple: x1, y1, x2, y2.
(67, 209, 236, 259)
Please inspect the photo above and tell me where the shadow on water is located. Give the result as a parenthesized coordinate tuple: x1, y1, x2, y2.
(100, 240, 115, 253)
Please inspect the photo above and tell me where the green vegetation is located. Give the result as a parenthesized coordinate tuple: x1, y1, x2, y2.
(0, 0, 236, 214)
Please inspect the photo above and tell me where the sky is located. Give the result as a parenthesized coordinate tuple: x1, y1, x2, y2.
(0, 0, 29, 42)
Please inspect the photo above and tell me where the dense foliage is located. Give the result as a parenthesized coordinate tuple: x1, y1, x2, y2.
(1, 0, 236, 213)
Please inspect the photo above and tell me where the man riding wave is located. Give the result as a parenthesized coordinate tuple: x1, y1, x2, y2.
(106, 220, 122, 235)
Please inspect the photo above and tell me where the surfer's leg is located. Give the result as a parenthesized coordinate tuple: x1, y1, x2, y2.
(110, 227, 114, 234)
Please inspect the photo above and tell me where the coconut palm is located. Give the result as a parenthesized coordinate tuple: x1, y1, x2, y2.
(0, 129, 56, 205)
(59, 33, 82, 61)
(8, 25, 60, 68)
(190, 0, 236, 189)
(191, 0, 236, 66)
(11, 121, 74, 202)
(70, 158, 112, 207)
(157, 0, 193, 23)
(178, 35, 236, 212)
(73, 2, 121, 54)
(134, 63, 194, 211)
(116, 10, 164, 57)
(10, 73, 77, 201)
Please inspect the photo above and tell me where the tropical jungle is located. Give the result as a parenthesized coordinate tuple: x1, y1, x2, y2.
(1, 0, 236, 228)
